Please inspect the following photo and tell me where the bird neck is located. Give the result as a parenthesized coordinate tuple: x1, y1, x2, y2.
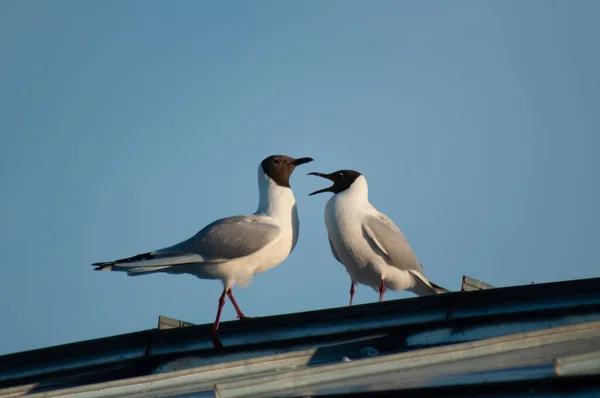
(338, 175, 369, 203)
(256, 170, 297, 220)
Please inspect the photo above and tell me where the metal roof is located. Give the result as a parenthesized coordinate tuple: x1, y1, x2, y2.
(1, 275, 600, 397)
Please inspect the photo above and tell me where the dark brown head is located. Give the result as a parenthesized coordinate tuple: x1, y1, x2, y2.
(261, 155, 314, 188)
(308, 169, 362, 195)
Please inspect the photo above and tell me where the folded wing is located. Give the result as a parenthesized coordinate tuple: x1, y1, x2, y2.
(92, 215, 281, 275)
(362, 213, 436, 293)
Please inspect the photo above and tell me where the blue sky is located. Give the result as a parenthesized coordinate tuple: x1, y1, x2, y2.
(1, 1, 599, 355)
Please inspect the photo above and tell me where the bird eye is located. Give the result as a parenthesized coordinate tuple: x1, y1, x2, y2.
(338, 172, 344, 179)
(273, 157, 281, 164)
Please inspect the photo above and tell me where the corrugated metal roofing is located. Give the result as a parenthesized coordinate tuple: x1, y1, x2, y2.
(1, 275, 600, 397)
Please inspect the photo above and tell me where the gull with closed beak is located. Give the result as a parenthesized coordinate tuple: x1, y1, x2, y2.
(92, 154, 313, 348)
(309, 169, 448, 305)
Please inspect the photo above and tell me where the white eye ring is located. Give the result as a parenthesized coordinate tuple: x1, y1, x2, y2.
(338, 172, 344, 179)
(273, 157, 281, 164)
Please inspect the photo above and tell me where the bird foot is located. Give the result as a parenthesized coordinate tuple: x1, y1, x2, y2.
(212, 332, 224, 350)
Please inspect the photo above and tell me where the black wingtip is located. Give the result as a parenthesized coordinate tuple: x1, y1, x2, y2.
(91, 252, 154, 271)
(92, 262, 114, 271)
(431, 281, 450, 294)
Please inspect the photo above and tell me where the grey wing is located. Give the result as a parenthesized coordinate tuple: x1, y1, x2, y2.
(159, 215, 281, 262)
(92, 215, 281, 273)
(328, 235, 343, 264)
(362, 213, 430, 283)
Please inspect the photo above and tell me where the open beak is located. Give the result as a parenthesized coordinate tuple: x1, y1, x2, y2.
(308, 172, 335, 196)
(290, 157, 314, 166)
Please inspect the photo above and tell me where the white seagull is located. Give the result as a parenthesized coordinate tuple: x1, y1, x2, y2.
(308, 169, 448, 305)
(92, 154, 313, 348)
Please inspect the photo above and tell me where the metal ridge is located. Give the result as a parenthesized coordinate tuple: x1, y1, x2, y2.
(2, 276, 600, 388)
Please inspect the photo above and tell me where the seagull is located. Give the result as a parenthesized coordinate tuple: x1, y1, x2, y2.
(92, 154, 314, 348)
(308, 169, 448, 305)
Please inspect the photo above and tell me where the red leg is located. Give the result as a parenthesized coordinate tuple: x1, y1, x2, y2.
(349, 283, 355, 306)
(227, 289, 247, 319)
(212, 289, 227, 349)
(378, 280, 386, 302)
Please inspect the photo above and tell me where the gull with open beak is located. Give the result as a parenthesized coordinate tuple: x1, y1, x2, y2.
(309, 169, 448, 305)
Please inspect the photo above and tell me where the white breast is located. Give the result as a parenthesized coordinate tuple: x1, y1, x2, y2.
(324, 178, 377, 285)
(251, 169, 300, 274)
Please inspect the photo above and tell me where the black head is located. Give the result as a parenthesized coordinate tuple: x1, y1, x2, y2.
(308, 169, 362, 196)
(261, 155, 314, 188)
